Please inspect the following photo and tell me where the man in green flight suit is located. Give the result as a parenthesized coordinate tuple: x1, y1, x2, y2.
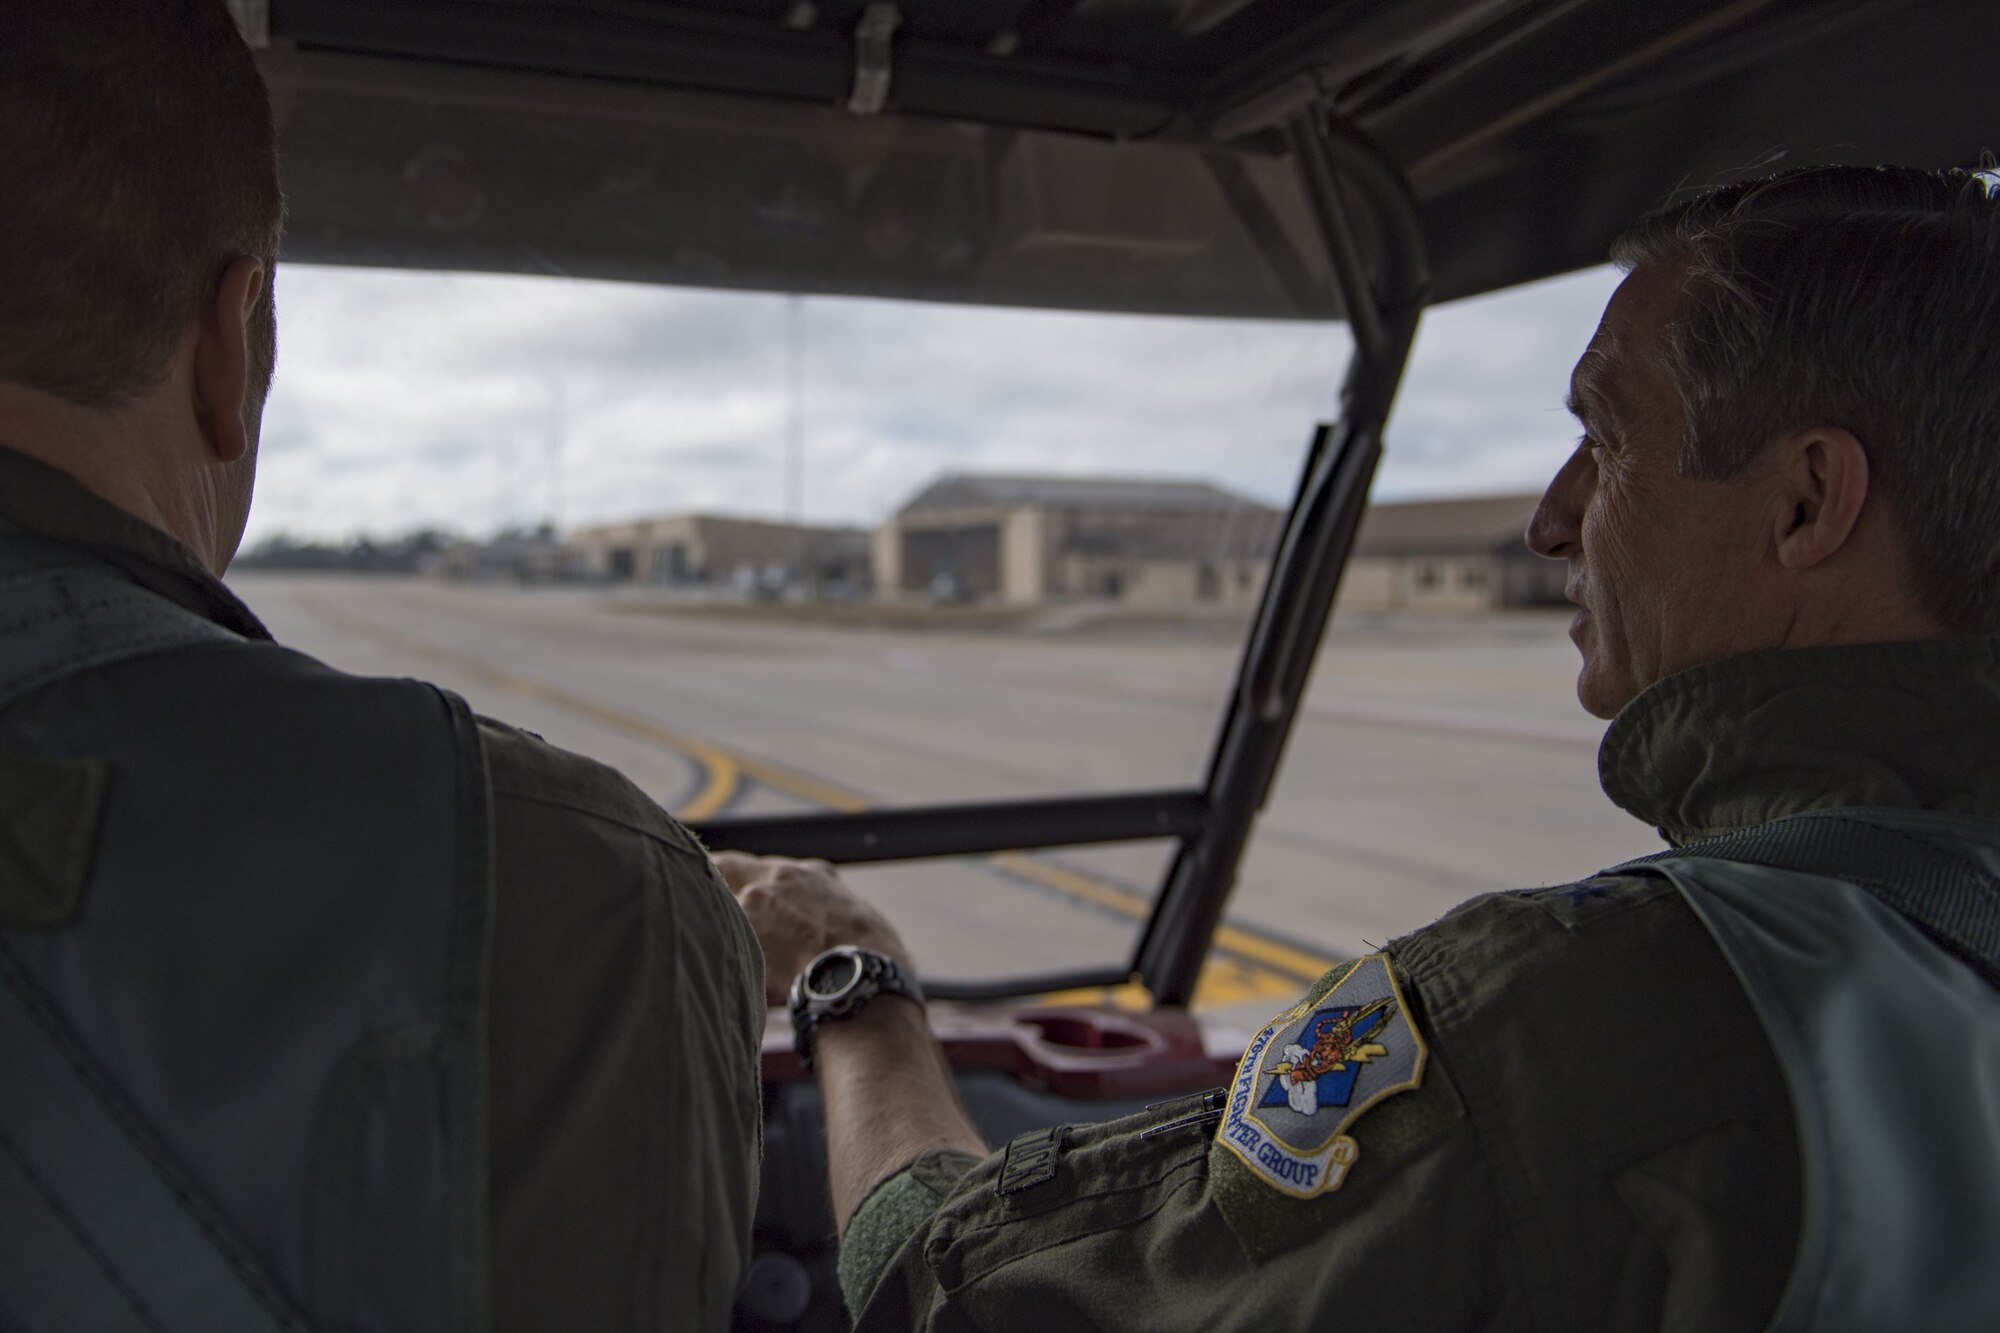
(0, 4, 762, 1328)
(725, 164, 2000, 1331)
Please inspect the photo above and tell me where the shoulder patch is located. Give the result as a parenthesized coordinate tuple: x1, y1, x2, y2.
(1214, 953, 1426, 1198)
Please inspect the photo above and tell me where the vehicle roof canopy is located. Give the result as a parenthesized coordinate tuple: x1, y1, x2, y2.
(261, 0, 1997, 318)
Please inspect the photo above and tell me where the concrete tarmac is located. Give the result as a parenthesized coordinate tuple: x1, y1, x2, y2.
(231, 574, 1658, 1029)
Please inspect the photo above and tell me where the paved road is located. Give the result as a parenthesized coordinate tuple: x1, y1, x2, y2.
(231, 574, 1657, 1028)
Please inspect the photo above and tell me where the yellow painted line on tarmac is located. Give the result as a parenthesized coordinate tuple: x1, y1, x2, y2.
(987, 856, 1333, 1008)
(301, 593, 1337, 1008)
(683, 760, 1333, 1005)
(992, 855, 1334, 989)
(295, 598, 742, 820)
(476, 670, 745, 823)
(688, 724, 1336, 1005)
(729, 756, 871, 815)
(991, 853, 1152, 916)
(1208, 922, 1337, 985)
(1039, 981, 1152, 1011)
(1042, 956, 1304, 1013)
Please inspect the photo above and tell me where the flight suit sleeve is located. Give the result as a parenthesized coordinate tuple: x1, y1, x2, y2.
(840, 1149, 985, 1313)
(840, 952, 1522, 1333)
(840, 878, 1801, 1333)
(479, 719, 766, 1333)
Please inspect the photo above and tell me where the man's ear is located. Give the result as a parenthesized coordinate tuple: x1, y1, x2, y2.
(1772, 426, 1870, 570)
(191, 256, 267, 465)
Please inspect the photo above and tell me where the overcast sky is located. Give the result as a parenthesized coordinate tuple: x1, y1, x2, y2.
(245, 261, 1624, 546)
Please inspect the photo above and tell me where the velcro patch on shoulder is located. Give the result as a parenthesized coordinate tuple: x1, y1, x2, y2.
(0, 752, 108, 928)
(996, 1124, 1070, 1197)
(1213, 953, 1426, 1198)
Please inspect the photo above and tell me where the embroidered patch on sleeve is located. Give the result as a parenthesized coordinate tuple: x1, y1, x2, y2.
(1214, 953, 1427, 1197)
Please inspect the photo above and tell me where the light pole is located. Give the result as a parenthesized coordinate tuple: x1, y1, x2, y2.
(546, 373, 566, 536)
(785, 294, 806, 593)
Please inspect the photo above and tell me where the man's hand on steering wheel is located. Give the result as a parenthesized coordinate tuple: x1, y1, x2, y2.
(714, 853, 913, 1005)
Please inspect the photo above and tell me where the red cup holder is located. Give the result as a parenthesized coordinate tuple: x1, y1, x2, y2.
(1019, 1011, 1153, 1052)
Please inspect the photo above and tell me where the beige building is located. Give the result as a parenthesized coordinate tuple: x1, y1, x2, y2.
(568, 513, 871, 591)
(1339, 493, 1566, 611)
(876, 473, 1284, 607)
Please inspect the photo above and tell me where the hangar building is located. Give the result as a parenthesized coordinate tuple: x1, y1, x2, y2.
(875, 473, 1285, 607)
(568, 513, 871, 592)
(1341, 493, 1566, 611)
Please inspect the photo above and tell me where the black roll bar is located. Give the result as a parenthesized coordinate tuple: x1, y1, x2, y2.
(1133, 118, 1430, 1006)
(694, 110, 1430, 1007)
(690, 789, 1209, 865)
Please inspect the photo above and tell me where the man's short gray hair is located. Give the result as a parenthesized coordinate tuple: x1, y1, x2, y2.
(1612, 165, 2000, 636)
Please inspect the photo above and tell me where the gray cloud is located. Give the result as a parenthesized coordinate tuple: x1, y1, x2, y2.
(246, 262, 1622, 543)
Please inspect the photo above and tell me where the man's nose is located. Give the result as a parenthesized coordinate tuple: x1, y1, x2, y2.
(1526, 445, 1591, 559)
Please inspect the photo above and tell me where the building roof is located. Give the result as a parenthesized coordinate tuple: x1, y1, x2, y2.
(568, 513, 865, 541)
(1351, 493, 1542, 557)
(900, 473, 1271, 516)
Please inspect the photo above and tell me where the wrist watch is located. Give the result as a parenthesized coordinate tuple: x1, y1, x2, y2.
(787, 945, 925, 1072)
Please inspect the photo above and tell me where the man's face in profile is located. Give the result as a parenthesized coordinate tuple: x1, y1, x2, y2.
(1529, 262, 1786, 718)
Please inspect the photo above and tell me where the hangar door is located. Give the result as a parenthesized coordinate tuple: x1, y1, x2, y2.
(900, 526, 1001, 599)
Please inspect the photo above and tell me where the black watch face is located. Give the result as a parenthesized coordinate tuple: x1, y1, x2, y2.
(803, 950, 863, 1002)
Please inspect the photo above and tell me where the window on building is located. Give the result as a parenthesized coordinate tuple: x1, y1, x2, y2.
(653, 544, 691, 582)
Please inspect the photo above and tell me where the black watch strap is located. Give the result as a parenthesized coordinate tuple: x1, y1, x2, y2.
(788, 946, 925, 1072)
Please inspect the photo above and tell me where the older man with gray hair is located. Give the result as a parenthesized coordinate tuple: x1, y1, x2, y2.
(725, 164, 2000, 1332)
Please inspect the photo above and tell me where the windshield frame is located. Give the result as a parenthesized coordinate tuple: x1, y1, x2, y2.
(691, 118, 1430, 1006)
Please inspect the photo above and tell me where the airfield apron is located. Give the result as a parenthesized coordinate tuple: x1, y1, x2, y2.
(0, 532, 494, 1332)
(1626, 808, 2000, 1333)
